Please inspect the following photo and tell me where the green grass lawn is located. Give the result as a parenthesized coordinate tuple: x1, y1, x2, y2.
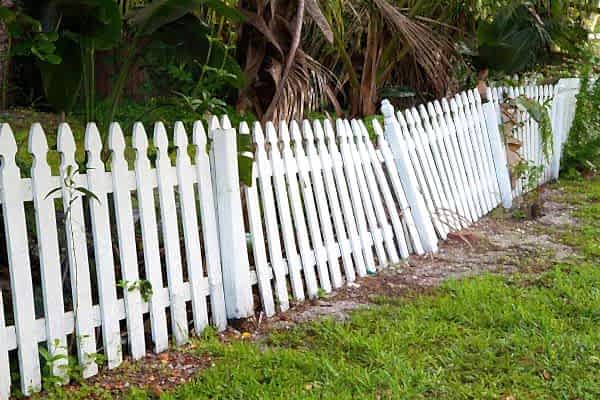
(43, 176, 600, 400)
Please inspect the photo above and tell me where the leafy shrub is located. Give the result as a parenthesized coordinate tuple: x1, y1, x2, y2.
(562, 76, 600, 174)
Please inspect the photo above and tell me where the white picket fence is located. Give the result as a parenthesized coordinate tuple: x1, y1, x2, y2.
(0, 78, 580, 398)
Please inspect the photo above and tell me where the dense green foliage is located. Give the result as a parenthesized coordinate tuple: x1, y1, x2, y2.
(1, 0, 598, 123)
(562, 75, 600, 174)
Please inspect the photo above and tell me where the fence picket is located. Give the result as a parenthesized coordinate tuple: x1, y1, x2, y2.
(132, 123, 169, 352)
(174, 122, 209, 334)
(302, 120, 345, 288)
(57, 123, 98, 378)
(266, 122, 306, 300)
(380, 101, 438, 253)
(351, 119, 400, 263)
(372, 119, 424, 256)
(85, 123, 123, 369)
(192, 121, 227, 329)
(417, 105, 460, 230)
(252, 122, 290, 310)
(439, 99, 479, 223)
(313, 120, 359, 281)
(239, 122, 276, 316)
(451, 97, 486, 218)
(359, 120, 410, 259)
(279, 122, 320, 297)
(335, 119, 376, 273)
(426, 103, 469, 228)
(0, 124, 41, 394)
(154, 122, 189, 345)
(341, 120, 386, 267)
(108, 123, 146, 360)
(28, 124, 69, 379)
(290, 121, 333, 291)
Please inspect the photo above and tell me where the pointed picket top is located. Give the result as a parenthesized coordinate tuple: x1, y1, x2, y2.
(153, 121, 170, 154)
(132, 122, 149, 155)
(174, 121, 189, 149)
(426, 102, 437, 120)
(239, 121, 251, 136)
(473, 89, 483, 105)
(279, 120, 291, 145)
(323, 119, 336, 142)
(57, 123, 77, 168)
(252, 121, 266, 146)
(0, 123, 17, 163)
(433, 100, 444, 117)
(290, 120, 303, 144)
(348, 119, 360, 139)
(208, 116, 220, 139)
(441, 98, 452, 114)
(265, 121, 279, 148)
(404, 109, 416, 128)
(372, 118, 384, 138)
(220, 115, 232, 130)
(396, 109, 409, 129)
(343, 119, 354, 140)
(303, 120, 315, 141)
(466, 89, 476, 106)
(192, 121, 208, 150)
(28, 123, 48, 157)
(107, 125, 126, 161)
(335, 119, 346, 141)
(418, 104, 430, 122)
(450, 97, 460, 114)
(84, 123, 104, 169)
(312, 119, 325, 142)
(460, 91, 470, 108)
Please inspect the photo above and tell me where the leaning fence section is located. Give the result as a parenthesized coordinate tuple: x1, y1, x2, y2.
(0, 77, 580, 398)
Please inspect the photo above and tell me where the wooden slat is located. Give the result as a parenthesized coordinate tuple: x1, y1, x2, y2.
(109, 123, 146, 360)
(240, 122, 276, 316)
(57, 123, 98, 378)
(266, 122, 305, 301)
(85, 123, 122, 369)
(252, 122, 290, 310)
(28, 123, 69, 380)
(312, 121, 357, 282)
(360, 120, 410, 259)
(351, 119, 399, 264)
(174, 122, 209, 334)
(290, 121, 332, 292)
(0, 124, 42, 394)
(132, 123, 169, 352)
(330, 120, 371, 276)
(302, 120, 344, 288)
(279, 122, 320, 297)
(372, 119, 424, 256)
(154, 122, 189, 345)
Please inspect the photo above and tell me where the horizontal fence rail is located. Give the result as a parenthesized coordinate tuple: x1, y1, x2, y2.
(0, 77, 580, 398)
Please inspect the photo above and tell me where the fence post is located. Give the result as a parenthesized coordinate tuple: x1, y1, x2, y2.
(380, 100, 438, 253)
(550, 78, 580, 180)
(210, 124, 254, 319)
(483, 102, 513, 208)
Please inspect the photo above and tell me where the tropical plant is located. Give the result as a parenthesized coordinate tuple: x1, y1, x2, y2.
(235, 0, 338, 122)
(0, 5, 61, 109)
(475, 0, 596, 74)
(38, 0, 122, 120)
